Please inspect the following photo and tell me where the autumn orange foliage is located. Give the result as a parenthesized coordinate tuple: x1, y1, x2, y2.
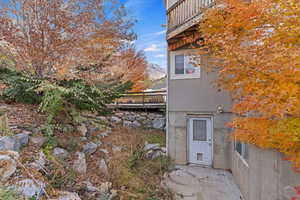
(0, 0, 135, 80)
(117, 48, 148, 92)
(198, 0, 300, 169)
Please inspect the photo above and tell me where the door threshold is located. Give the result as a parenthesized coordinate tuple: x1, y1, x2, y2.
(188, 163, 212, 168)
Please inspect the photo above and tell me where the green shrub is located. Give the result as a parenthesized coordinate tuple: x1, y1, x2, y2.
(0, 68, 132, 135)
(0, 187, 23, 200)
(145, 134, 165, 147)
(0, 68, 42, 104)
(127, 149, 145, 169)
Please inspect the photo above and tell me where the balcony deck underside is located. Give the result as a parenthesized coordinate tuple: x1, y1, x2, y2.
(166, 0, 215, 50)
(167, 12, 204, 41)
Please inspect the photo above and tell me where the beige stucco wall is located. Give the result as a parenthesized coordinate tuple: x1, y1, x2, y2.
(167, 50, 233, 168)
(167, 52, 232, 113)
(232, 144, 300, 200)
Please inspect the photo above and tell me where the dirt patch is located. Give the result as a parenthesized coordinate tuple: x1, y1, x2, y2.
(5, 103, 46, 129)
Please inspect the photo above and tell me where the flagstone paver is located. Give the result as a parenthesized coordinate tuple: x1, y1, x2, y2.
(163, 165, 243, 200)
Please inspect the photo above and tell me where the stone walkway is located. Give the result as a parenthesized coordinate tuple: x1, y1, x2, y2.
(162, 165, 243, 200)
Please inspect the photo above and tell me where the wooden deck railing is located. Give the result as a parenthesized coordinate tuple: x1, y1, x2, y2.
(167, 0, 215, 34)
(111, 90, 166, 109)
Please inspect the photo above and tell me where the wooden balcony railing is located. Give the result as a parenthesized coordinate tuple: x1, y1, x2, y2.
(167, 0, 215, 35)
(109, 90, 167, 109)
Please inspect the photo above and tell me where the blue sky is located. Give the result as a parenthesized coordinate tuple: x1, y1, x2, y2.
(123, 0, 167, 69)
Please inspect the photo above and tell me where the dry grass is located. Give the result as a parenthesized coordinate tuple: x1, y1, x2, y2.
(5, 103, 46, 129)
(106, 127, 173, 200)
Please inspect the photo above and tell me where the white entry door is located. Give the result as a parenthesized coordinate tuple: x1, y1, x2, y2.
(188, 118, 213, 165)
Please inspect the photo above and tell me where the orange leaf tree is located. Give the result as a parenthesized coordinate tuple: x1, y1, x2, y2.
(198, 0, 300, 169)
(0, 0, 135, 80)
(116, 48, 148, 92)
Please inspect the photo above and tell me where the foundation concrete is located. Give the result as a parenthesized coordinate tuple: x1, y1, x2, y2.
(167, 111, 232, 169)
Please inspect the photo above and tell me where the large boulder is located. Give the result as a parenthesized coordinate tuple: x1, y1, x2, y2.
(14, 133, 29, 147)
(131, 121, 141, 128)
(29, 136, 48, 147)
(53, 148, 69, 160)
(99, 149, 109, 154)
(73, 152, 86, 174)
(0, 136, 20, 151)
(144, 143, 166, 160)
(110, 116, 122, 124)
(152, 118, 166, 129)
(0, 151, 19, 181)
(145, 150, 166, 160)
(124, 114, 136, 121)
(144, 143, 160, 151)
(13, 179, 45, 198)
(82, 142, 98, 155)
(123, 120, 132, 128)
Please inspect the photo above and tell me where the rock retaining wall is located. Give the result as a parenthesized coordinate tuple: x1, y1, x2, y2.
(108, 111, 166, 130)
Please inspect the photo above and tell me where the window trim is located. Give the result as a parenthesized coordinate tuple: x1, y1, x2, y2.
(234, 138, 249, 166)
(170, 50, 201, 80)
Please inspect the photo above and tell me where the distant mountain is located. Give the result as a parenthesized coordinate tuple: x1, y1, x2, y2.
(147, 64, 166, 80)
(149, 76, 166, 91)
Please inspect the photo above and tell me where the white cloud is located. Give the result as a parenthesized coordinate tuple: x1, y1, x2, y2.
(154, 30, 166, 35)
(155, 54, 166, 58)
(144, 44, 162, 52)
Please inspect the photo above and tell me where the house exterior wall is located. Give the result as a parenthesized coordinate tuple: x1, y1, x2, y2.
(167, 50, 232, 169)
(168, 111, 232, 169)
(168, 52, 232, 112)
(166, 47, 300, 200)
(165, 3, 300, 200)
(232, 145, 300, 200)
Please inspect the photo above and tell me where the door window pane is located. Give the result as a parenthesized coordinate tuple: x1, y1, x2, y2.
(193, 120, 207, 141)
(175, 55, 184, 74)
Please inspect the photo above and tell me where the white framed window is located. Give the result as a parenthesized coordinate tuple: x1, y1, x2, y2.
(235, 140, 249, 161)
(170, 51, 201, 80)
